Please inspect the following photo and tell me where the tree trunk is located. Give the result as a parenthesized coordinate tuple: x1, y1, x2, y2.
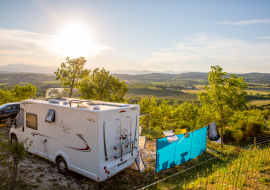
(10, 153, 18, 190)
(69, 87, 73, 98)
(69, 79, 75, 98)
(221, 111, 224, 148)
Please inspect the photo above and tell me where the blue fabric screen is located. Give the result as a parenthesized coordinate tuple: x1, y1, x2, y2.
(156, 127, 207, 172)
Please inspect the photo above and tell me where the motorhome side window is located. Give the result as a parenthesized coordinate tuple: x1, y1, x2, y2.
(26, 113, 38, 130)
(45, 109, 55, 123)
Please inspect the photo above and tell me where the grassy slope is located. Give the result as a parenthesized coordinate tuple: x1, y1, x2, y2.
(146, 143, 270, 190)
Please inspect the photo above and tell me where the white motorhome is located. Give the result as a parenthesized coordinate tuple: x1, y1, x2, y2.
(9, 98, 140, 182)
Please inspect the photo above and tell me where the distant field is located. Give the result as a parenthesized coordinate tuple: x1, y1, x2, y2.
(150, 81, 187, 85)
(42, 81, 59, 84)
(247, 89, 270, 95)
(125, 87, 270, 103)
(125, 89, 198, 101)
(250, 100, 270, 106)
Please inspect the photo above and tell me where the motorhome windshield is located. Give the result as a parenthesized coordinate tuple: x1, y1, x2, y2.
(15, 109, 24, 128)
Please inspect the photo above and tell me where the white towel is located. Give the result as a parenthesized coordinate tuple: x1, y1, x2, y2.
(163, 131, 179, 143)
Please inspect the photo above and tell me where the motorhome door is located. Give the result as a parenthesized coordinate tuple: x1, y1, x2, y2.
(24, 112, 38, 153)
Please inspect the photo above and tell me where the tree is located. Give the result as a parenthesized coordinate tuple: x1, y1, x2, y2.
(174, 101, 198, 129)
(79, 68, 128, 102)
(12, 84, 36, 101)
(0, 84, 36, 105)
(54, 57, 90, 98)
(197, 104, 216, 128)
(138, 96, 163, 128)
(0, 89, 14, 105)
(197, 65, 248, 148)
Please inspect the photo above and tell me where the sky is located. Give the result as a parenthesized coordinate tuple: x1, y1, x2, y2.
(0, 0, 270, 73)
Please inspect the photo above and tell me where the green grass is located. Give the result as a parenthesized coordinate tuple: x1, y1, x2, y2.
(138, 127, 270, 190)
(147, 146, 270, 190)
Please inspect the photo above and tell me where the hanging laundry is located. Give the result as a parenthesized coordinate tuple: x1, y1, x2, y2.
(156, 127, 207, 172)
(163, 131, 179, 143)
(208, 122, 220, 141)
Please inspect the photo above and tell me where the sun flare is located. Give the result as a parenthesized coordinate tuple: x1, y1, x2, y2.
(57, 23, 94, 57)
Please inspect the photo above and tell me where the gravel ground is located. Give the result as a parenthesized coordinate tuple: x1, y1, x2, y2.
(0, 125, 156, 190)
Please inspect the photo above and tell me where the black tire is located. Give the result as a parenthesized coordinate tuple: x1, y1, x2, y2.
(57, 157, 69, 176)
(11, 134, 18, 144)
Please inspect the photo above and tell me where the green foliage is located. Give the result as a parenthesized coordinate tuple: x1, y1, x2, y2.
(245, 121, 265, 137)
(0, 84, 36, 105)
(12, 84, 36, 102)
(0, 89, 14, 105)
(198, 65, 248, 147)
(54, 57, 90, 97)
(197, 104, 216, 127)
(79, 68, 128, 102)
(231, 129, 244, 145)
(139, 96, 157, 127)
(138, 97, 200, 131)
(223, 128, 234, 142)
(224, 109, 268, 144)
(174, 101, 198, 128)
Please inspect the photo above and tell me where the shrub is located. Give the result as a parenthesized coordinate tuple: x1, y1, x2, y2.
(245, 121, 264, 137)
(223, 128, 234, 142)
(232, 129, 244, 145)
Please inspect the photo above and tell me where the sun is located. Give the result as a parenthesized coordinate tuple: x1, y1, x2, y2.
(57, 23, 93, 57)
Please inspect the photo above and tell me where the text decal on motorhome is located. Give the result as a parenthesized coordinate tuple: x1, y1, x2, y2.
(59, 120, 70, 134)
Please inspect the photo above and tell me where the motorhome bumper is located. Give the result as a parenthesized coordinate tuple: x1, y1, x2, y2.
(98, 157, 135, 181)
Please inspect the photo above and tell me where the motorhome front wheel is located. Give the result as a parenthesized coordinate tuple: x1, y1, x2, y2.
(11, 135, 18, 144)
(57, 158, 69, 175)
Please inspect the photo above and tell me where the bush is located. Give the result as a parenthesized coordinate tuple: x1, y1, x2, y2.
(223, 128, 234, 143)
(245, 121, 264, 137)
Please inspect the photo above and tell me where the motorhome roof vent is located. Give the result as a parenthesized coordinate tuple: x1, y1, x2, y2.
(62, 101, 69, 105)
(93, 106, 100, 110)
(49, 99, 60, 104)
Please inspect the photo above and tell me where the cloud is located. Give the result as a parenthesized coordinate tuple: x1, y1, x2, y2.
(215, 19, 270, 26)
(0, 28, 110, 66)
(257, 36, 270, 39)
(145, 34, 270, 66)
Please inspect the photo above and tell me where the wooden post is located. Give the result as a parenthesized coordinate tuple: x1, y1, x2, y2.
(254, 137, 257, 148)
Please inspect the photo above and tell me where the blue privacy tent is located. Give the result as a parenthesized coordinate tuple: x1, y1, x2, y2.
(156, 127, 207, 172)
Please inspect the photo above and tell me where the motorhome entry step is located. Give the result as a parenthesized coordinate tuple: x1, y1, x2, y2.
(135, 154, 146, 173)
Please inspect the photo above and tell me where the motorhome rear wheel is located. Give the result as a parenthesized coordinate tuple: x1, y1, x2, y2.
(57, 157, 69, 175)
